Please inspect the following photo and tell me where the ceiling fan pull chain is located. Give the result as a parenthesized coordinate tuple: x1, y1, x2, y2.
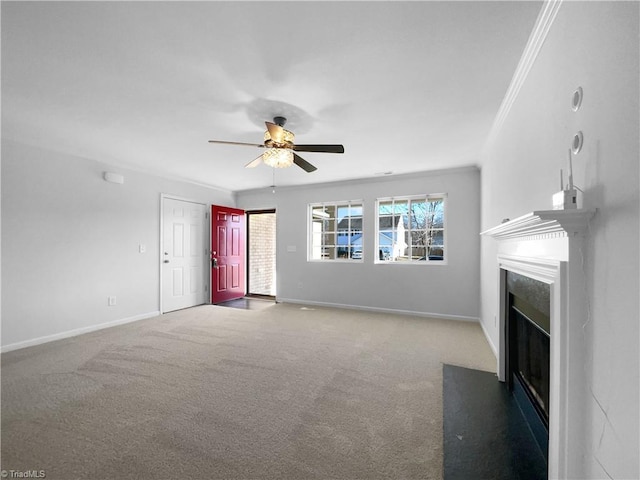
(272, 167, 276, 194)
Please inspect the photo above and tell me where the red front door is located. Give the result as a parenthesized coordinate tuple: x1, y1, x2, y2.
(211, 205, 245, 303)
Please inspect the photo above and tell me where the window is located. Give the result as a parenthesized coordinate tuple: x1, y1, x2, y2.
(309, 201, 363, 261)
(376, 194, 446, 263)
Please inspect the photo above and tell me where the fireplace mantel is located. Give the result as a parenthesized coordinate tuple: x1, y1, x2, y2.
(482, 208, 595, 479)
(480, 209, 596, 240)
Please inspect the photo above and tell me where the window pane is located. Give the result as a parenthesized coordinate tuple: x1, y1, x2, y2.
(324, 218, 336, 232)
(324, 205, 336, 218)
(379, 230, 394, 258)
(349, 205, 363, 216)
(394, 200, 409, 215)
(378, 201, 394, 215)
(428, 200, 444, 228)
(337, 205, 350, 218)
(428, 229, 444, 245)
(379, 216, 395, 230)
(322, 246, 336, 259)
(410, 200, 427, 230)
(428, 246, 444, 260)
(412, 246, 427, 259)
(411, 231, 426, 245)
(312, 208, 327, 219)
(323, 233, 335, 246)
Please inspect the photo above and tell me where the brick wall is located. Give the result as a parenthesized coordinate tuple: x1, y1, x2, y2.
(248, 213, 276, 296)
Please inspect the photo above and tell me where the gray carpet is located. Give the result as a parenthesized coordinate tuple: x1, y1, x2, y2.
(1, 303, 495, 480)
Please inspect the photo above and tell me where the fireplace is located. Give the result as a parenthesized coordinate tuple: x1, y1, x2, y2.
(506, 270, 550, 460)
(481, 209, 595, 479)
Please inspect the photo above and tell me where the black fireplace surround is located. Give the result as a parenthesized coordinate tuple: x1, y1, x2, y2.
(505, 271, 550, 462)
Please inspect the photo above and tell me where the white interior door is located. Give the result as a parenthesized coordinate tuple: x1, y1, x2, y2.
(162, 197, 208, 313)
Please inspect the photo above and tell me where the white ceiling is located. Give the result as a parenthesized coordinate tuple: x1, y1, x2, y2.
(2, 1, 542, 192)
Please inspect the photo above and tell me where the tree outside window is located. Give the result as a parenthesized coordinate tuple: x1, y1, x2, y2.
(376, 195, 445, 263)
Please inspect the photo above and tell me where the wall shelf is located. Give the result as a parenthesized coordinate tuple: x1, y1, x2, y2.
(481, 209, 596, 240)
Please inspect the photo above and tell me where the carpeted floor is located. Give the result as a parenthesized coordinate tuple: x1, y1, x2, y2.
(1, 303, 495, 480)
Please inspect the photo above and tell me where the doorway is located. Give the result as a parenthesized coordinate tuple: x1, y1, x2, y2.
(211, 205, 246, 304)
(246, 210, 276, 298)
(161, 196, 208, 313)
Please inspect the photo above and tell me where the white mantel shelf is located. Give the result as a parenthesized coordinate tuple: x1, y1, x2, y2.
(481, 209, 596, 240)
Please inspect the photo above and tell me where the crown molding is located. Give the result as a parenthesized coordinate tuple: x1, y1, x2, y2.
(483, 0, 564, 153)
(234, 165, 480, 196)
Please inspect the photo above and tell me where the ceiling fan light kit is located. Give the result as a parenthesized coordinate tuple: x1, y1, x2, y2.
(208, 116, 344, 173)
(263, 148, 294, 168)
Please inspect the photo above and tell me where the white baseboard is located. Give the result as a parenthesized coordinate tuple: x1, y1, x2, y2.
(479, 317, 498, 360)
(276, 298, 479, 323)
(1, 311, 161, 353)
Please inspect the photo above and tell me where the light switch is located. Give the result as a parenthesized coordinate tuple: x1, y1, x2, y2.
(139, 244, 146, 253)
(287, 245, 297, 252)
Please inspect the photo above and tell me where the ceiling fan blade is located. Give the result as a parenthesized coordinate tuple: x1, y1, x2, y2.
(293, 153, 317, 173)
(293, 144, 345, 154)
(245, 154, 264, 168)
(265, 122, 284, 144)
(208, 140, 265, 148)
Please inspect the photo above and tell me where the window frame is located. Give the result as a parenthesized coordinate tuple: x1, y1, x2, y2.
(308, 200, 364, 262)
(375, 194, 447, 265)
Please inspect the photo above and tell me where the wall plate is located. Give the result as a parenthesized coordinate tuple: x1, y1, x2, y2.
(571, 86, 583, 112)
(571, 131, 584, 154)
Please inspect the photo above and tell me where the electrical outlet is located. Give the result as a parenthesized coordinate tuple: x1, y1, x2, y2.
(108, 296, 117, 306)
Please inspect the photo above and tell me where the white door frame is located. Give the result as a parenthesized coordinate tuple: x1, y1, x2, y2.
(159, 194, 210, 314)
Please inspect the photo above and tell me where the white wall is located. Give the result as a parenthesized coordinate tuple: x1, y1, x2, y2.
(1, 139, 234, 350)
(480, 2, 639, 478)
(237, 167, 480, 320)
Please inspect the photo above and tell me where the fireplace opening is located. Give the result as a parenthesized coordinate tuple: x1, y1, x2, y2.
(505, 271, 550, 461)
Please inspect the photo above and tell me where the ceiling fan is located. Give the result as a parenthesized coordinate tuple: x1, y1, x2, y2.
(208, 116, 344, 173)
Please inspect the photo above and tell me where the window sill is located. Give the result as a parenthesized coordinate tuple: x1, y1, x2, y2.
(308, 259, 364, 263)
(374, 260, 448, 266)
